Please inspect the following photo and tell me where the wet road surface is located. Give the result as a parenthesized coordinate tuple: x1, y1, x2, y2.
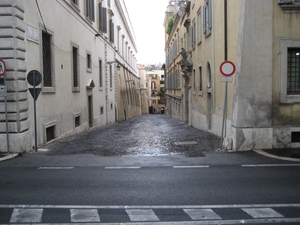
(45, 114, 220, 157)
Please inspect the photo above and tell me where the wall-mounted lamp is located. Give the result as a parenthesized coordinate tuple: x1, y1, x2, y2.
(95, 33, 101, 37)
(106, 61, 121, 71)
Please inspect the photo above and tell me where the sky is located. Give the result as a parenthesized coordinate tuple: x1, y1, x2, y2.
(124, 0, 168, 65)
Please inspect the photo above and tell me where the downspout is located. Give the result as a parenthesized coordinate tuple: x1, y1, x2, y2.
(220, 0, 228, 149)
(224, 0, 228, 61)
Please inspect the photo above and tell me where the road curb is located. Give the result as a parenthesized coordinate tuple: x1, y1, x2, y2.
(0, 153, 19, 162)
(254, 149, 300, 163)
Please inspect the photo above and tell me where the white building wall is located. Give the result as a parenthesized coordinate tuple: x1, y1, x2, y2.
(0, 0, 137, 152)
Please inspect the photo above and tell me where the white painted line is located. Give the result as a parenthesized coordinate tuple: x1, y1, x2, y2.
(242, 207, 284, 218)
(38, 167, 74, 170)
(184, 208, 222, 220)
(126, 209, 160, 222)
(1, 203, 300, 210)
(70, 208, 100, 222)
(173, 165, 209, 169)
(105, 166, 141, 169)
(10, 208, 43, 223)
(242, 164, 300, 167)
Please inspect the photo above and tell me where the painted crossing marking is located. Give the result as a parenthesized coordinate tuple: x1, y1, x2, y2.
(1, 204, 300, 224)
(38, 167, 74, 170)
(242, 207, 283, 219)
(104, 166, 141, 169)
(173, 165, 209, 169)
(242, 164, 300, 167)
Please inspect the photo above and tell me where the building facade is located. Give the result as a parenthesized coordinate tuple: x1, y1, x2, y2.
(164, 0, 300, 151)
(0, 0, 139, 152)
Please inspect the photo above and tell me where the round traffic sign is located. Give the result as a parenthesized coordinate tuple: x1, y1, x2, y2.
(220, 61, 236, 76)
(0, 59, 6, 77)
(27, 70, 42, 86)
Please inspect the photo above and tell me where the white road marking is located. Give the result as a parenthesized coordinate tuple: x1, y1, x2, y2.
(242, 207, 284, 218)
(10, 208, 43, 223)
(242, 164, 300, 167)
(1, 203, 300, 209)
(184, 208, 222, 220)
(173, 165, 209, 168)
(104, 166, 141, 169)
(70, 208, 100, 222)
(38, 167, 74, 170)
(126, 209, 160, 222)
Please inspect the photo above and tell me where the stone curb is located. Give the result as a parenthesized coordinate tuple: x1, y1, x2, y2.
(254, 150, 300, 163)
(0, 153, 19, 162)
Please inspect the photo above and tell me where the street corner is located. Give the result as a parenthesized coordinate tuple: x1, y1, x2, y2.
(255, 149, 300, 163)
(0, 152, 19, 162)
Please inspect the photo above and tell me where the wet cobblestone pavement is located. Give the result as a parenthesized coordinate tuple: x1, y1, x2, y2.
(45, 114, 221, 157)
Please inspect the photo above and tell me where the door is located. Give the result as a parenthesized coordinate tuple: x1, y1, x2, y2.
(88, 95, 93, 128)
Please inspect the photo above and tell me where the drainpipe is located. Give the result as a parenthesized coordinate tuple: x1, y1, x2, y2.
(220, 0, 228, 149)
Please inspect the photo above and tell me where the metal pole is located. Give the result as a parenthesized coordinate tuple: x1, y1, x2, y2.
(220, 82, 228, 149)
(33, 72, 38, 152)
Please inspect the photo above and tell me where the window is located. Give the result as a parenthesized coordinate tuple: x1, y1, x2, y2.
(278, 0, 300, 12)
(99, 2, 107, 33)
(87, 53, 91, 71)
(109, 65, 112, 88)
(107, 0, 111, 7)
(46, 126, 55, 142)
(191, 19, 196, 49)
(199, 66, 203, 95)
(193, 69, 196, 93)
(197, 8, 202, 44)
(72, 46, 79, 89)
(100, 106, 104, 114)
(99, 60, 103, 89)
(86, 0, 95, 22)
(75, 116, 80, 127)
(42, 31, 52, 87)
(279, 39, 300, 103)
(203, 0, 212, 36)
(109, 19, 114, 43)
(287, 48, 300, 95)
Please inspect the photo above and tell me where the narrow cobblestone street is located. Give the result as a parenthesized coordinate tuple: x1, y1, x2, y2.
(44, 115, 220, 157)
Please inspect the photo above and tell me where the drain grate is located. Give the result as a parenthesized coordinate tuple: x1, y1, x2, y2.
(173, 141, 198, 146)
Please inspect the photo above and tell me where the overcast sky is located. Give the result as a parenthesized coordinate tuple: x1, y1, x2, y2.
(124, 0, 168, 65)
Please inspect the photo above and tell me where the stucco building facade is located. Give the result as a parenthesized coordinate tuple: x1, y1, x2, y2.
(0, 0, 139, 152)
(164, 0, 300, 151)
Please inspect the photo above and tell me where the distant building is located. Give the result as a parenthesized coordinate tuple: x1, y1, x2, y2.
(164, 0, 300, 151)
(146, 70, 165, 114)
(0, 0, 138, 152)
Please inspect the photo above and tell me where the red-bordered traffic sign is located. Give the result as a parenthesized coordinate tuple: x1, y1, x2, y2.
(220, 61, 236, 77)
(0, 59, 6, 77)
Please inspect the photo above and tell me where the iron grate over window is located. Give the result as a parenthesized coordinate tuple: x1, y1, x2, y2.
(75, 116, 80, 127)
(42, 32, 52, 87)
(46, 126, 55, 142)
(287, 48, 300, 95)
(73, 47, 78, 87)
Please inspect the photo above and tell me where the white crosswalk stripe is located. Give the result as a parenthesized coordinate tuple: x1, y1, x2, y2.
(184, 208, 222, 220)
(242, 207, 284, 218)
(70, 209, 100, 222)
(10, 208, 43, 223)
(126, 209, 160, 222)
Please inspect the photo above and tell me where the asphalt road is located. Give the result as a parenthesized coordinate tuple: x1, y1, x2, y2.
(1, 115, 300, 224)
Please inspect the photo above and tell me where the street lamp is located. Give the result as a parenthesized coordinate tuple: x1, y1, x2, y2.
(106, 61, 121, 71)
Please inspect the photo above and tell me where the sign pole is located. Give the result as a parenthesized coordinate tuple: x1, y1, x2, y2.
(27, 70, 42, 152)
(219, 61, 235, 149)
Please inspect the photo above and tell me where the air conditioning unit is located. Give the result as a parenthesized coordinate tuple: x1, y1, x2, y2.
(278, 0, 294, 4)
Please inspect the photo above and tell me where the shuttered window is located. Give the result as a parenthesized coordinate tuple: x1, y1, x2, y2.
(42, 32, 52, 87)
(86, 0, 95, 21)
(99, 3, 107, 33)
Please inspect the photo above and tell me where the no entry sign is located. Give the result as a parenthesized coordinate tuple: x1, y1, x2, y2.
(220, 61, 235, 77)
(0, 59, 6, 77)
